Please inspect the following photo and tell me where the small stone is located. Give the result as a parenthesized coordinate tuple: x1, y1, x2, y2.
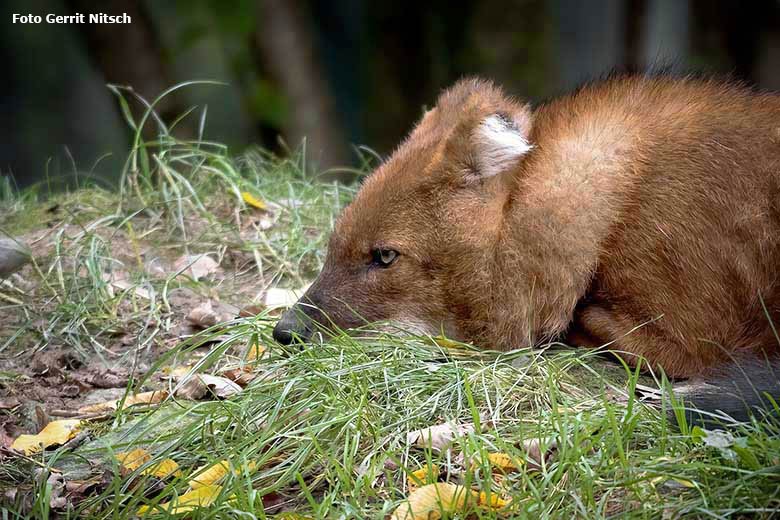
(0, 237, 31, 277)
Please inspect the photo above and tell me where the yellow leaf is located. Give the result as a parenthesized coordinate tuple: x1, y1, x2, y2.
(116, 448, 182, 479)
(472, 452, 523, 473)
(670, 477, 696, 488)
(138, 484, 222, 515)
(78, 390, 168, 414)
(391, 483, 474, 520)
(11, 419, 82, 455)
(241, 191, 268, 211)
(429, 336, 480, 360)
(190, 460, 230, 489)
(476, 490, 512, 509)
(162, 365, 197, 378)
(190, 460, 257, 489)
(245, 343, 266, 362)
(407, 464, 439, 493)
(430, 336, 461, 349)
(116, 448, 152, 471)
(145, 458, 182, 479)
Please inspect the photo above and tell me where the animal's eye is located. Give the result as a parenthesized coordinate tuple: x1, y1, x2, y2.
(371, 248, 399, 267)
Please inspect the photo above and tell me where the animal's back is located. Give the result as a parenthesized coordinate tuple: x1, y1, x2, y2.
(524, 77, 780, 377)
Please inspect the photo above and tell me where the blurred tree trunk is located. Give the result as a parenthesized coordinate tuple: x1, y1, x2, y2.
(639, 0, 690, 70)
(65, 0, 193, 139)
(254, 0, 351, 179)
(553, 0, 626, 91)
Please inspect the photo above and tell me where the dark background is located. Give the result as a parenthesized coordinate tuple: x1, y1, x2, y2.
(2, 0, 780, 189)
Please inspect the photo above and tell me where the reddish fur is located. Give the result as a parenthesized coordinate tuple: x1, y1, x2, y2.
(282, 75, 780, 379)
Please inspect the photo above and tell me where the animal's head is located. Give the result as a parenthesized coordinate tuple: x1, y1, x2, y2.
(273, 78, 533, 344)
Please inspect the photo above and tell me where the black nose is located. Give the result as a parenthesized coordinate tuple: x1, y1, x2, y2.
(272, 309, 311, 344)
(272, 324, 294, 345)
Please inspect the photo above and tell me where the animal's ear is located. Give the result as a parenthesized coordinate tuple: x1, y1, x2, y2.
(471, 111, 532, 179)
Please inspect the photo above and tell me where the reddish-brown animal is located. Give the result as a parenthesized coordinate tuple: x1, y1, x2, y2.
(274, 75, 780, 421)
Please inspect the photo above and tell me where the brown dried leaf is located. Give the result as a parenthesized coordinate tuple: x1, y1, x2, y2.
(175, 374, 242, 400)
(175, 376, 209, 400)
(521, 438, 557, 471)
(186, 301, 221, 329)
(173, 254, 220, 281)
(238, 304, 265, 317)
(221, 367, 257, 387)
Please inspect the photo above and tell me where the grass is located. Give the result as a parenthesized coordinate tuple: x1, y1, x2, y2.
(1, 88, 779, 518)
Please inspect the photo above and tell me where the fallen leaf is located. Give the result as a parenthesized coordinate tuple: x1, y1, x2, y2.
(522, 438, 556, 471)
(174, 254, 220, 281)
(138, 484, 222, 515)
(189, 459, 258, 489)
(186, 301, 228, 329)
(260, 491, 285, 512)
(406, 421, 475, 452)
(264, 286, 309, 308)
(241, 191, 268, 211)
(116, 448, 181, 479)
(238, 304, 265, 317)
(407, 464, 439, 493)
(64, 474, 108, 499)
(78, 390, 167, 414)
(471, 452, 522, 474)
(245, 343, 266, 361)
(221, 367, 257, 387)
(116, 448, 151, 471)
(668, 477, 696, 488)
(145, 458, 182, 479)
(109, 279, 151, 300)
(162, 365, 198, 380)
(476, 490, 512, 509)
(391, 483, 473, 520)
(61, 384, 80, 398)
(0, 237, 32, 277)
(186, 300, 238, 329)
(0, 423, 15, 449)
(38, 470, 67, 510)
(86, 369, 129, 389)
(190, 460, 231, 489)
(200, 374, 242, 398)
(0, 397, 20, 410)
(429, 336, 481, 359)
(175, 376, 209, 400)
(11, 419, 82, 454)
(175, 375, 242, 400)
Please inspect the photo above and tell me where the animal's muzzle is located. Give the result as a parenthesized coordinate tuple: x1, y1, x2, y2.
(272, 306, 313, 344)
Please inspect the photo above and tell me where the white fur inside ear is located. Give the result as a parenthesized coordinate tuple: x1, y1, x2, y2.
(474, 115, 532, 178)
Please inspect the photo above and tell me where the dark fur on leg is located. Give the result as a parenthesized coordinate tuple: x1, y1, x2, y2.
(670, 357, 780, 428)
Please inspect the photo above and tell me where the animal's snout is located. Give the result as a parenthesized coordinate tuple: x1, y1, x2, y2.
(272, 307, 313, 344)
